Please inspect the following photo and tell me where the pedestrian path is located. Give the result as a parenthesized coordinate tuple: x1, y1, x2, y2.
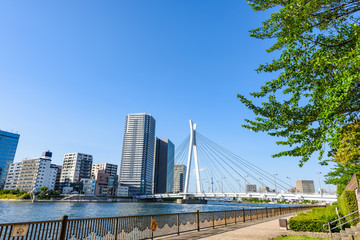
(164, 213, 331, 240)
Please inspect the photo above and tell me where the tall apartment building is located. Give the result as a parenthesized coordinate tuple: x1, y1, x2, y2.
(16, 151, 58, 192)
(173, 164, 186, 193)
(0, 130, 20, 189)
(60, 153, 93, 187)
(246, 184, 257, 193)
(4, 162, 22, 190)
(296, 180, 315, 194)
(53, 165, 62, 191)
(91, 163, 117, 178)
(153, 138, 174, 194)
(119, 113, 156, 195)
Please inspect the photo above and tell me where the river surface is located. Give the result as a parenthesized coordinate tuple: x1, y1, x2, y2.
(0, 201, 297, 224)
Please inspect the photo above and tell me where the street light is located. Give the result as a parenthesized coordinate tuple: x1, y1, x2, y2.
(286, 176, 292, 192)
(317, 172, 322, 196)
(221, 177, 226, 193)
(274, 174, 278, 193)
(259, 178, 264, 192)
(236, 179, 242, 193)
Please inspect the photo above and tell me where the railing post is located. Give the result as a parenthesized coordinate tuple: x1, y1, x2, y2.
(224, 211, 227, 226)
(59, 215, 68, 240)
(328, 222, 332, 238)
(242, 208, 245, 222)
(279, 207, 282, 215)
(212, 212, 215, 229)
(266, 207, 268, 218)
(249, 209, 252, 221)
(234, 211, 236, 224)
(151, 215, 154, 240)
(196, 210, 200, 231)
(177, 214, 180, 235)
(114, 218, 119, 240)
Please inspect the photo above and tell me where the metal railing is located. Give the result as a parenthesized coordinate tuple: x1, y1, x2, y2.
(0, 205, 314, 240)
(323, 210, 359, 238)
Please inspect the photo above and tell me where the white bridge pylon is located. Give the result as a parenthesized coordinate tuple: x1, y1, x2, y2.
(183, 120, 201, 198)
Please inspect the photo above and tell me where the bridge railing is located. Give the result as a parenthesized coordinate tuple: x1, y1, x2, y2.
(0, 205, 316, 240)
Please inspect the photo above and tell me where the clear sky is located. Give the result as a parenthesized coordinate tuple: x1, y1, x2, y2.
(0, 0, 335, 192)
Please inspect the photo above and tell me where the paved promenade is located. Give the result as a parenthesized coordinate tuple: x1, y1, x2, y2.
(164, 213, 332, 240)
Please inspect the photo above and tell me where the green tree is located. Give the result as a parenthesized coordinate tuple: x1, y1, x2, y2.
(238, 0, 360, 166)
(325, 161, 360, 196)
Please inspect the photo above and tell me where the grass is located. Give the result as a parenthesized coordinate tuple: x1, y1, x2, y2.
(270, 236, 333, 240)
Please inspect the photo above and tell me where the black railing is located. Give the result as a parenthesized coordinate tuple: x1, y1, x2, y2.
(0, 205, 315, 240)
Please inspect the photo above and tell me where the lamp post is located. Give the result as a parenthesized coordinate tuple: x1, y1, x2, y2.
(236, 179, 242, 193)
(259, 178, 264, 192)
(286, 176, 292, 192)
(317, 172, 322, 196)
(274, 174, 278, 193)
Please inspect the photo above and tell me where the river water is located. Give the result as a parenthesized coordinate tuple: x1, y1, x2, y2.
(0, 201, 296, 224)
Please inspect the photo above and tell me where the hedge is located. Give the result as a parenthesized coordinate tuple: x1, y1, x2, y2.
(288, 205, 338, 232)
(338, 190, 359, 226)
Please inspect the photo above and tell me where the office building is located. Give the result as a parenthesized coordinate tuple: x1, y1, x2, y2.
(93, 170, 111, 196)
(119, 113, 156, 195)
(173, 164, 186, 193)
(16, 151, 58, 192)
(296, 180, 315, 194)
(246, 184, 257, 192)
(91, 163, 117, 178)
(0, 130, 20, 189)
(4, 162, 22, 190)
(60, 153, 93, 189)
(153, 138, 174, 194)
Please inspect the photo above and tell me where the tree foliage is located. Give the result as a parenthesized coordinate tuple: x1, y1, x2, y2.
(239, 0, 360, 165)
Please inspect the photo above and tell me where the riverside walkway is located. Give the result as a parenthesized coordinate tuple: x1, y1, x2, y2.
(164, 213, 332, 240)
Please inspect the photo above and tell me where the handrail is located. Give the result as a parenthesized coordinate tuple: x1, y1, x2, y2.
(323, 210, 359, 236)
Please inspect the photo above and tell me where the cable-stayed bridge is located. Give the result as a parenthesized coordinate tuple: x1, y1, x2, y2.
(141, 120, 337, 203)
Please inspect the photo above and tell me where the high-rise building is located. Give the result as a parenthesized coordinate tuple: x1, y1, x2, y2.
(0, 130, 20, 189)
(91, 163, 118, 178)
(246, 184, 257, 192)
(119, 113, 156, 195)
(153, 138, 174, 194)
(16, 151, 58, 192)
(51, 164, 62, 191)
(4, 162, 22, 190)
(60, 153, 93, 188)
(173, 164, 186, 193)
(296, 180, 315, 194)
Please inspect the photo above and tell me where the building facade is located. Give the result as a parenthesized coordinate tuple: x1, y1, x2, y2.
(16, 151, 58, 192)
(81, 179, 96, 196)
(153, 138, 174, 194)
(4, 162, 22, 190)
(60, 153, 93, 189)
(119, 113, 156, 195)
(0, 130, 20, 189)
(246, 184, 257, 192)
(173, 164, 186, 193)
(296, 180, 315, 194)
(91, 163, 117, 178)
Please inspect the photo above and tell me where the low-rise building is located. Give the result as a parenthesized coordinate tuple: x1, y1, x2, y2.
(82, 179, 96, 196)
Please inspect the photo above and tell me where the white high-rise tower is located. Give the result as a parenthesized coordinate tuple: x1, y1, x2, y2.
(119, 113, 156, 195)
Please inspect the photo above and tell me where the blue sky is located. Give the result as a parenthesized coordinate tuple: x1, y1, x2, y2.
(0, 1, 335, 192)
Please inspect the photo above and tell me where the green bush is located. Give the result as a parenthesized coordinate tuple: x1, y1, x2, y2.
(338, 190, 359, 226)
(289, 205, 338, 232)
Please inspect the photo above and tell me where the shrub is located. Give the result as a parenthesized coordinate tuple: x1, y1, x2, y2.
(289, 205, 338, 232)
(338, 190, 359, 226)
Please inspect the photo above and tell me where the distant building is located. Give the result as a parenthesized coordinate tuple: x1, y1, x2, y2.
(296, 180, 315, 194)
(93, 170, 111, 196)
(4, 162, 22, 190)
(16, 151, 58, 192)
(52, 165, 62, 191)
(91, 163, 118, 178)
(258, 186, 270, 193)
(117, 185, 129, 197)
(246, 184, 257, 192)
(0, 130, 20, 189)
(119, 113, 156, 195)
(153, 138, 174, 194)
(60, 153, 93, 190)
(81, 179, 96, 196)
(173, 164, 186, 193)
